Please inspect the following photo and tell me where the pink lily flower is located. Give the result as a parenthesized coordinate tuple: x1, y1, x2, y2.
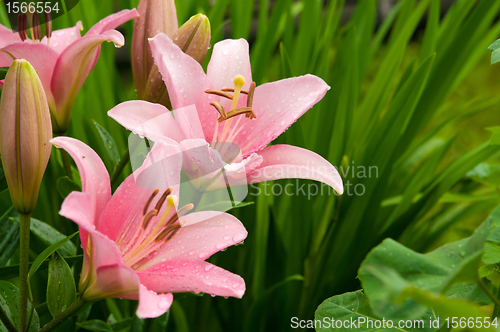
(109, 33, 343, 194)
(51, 136, 247, 318)
(0, 9, 139, 134)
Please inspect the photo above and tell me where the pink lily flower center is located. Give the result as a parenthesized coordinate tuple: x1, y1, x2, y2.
(204, 74, 257, 155)
(115, 187, 195, 270)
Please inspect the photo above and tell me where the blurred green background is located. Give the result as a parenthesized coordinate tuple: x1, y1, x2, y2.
(2, 0, 500, 331)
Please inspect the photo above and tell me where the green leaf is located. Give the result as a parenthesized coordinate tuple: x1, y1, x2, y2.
(0, 67, 8, 81)
(28, 217, 77, 257)
(0, 255, 83, 280)
(359, 207, 498, 320)
(0, 157, 8, 194)
(0, 207, 19, 266)
(314, 290, 440, 332)
(487, 127, 500, 145)
(92, 119, 120, 167)
(57, 176, 82, 199)
(28, 232, 78, 281)
(77, 320, 113, 331)
(483, 243, 500, 264)
(47, 252, 77, 318)
(0, 281, 39, 331)
(467, 163, 500, 186)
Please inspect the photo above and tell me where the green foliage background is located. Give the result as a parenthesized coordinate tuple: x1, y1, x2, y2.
(1, 0, 500, 331)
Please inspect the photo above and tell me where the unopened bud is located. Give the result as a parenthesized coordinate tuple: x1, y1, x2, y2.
(172, 14, 211, 65)
(132, 0, 178, 99)
(0, 60, 52, 214)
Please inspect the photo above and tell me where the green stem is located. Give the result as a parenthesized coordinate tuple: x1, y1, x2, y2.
(39, 297, 86, 332)
(0, 303, 16, 332)
(478, 278, 500, 308)
(19, 213, 31, 332)
(60, 148, 73, 181)
(110, 149, 130, 187)
(493, 283, 500, 318)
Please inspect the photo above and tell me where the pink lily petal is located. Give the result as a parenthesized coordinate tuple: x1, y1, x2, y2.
(50, 136, 111, 218)
(150, 33, 217, 142)
(247, 144, 343, 194)
(138, 210, 247, 269)
(51, 136, 111, 219)
(40, 21, 83, 54)
(108, 100, 186, 143)
(82, 264, 140, 302)
(0, 25, 22, 48)
(97, 142, 182, 242)
(233, 75, 330, 156)
(51, 30, 125, 130)
(173, 105, 205, 140)
(59, 191, 92, 253)
(0, 43, 59, 106)
(136, 285, 173, 319)
(207, 38, 252, 91)
(137, 259, 246, 298)
(86, 9, 140, 36)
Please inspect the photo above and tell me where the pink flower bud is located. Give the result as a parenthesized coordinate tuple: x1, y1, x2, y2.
(132, 0, 178, 99)
(0, 59, 52, 214)
(172, 13, 211, 65)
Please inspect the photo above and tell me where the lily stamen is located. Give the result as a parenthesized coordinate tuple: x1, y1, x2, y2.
(154, 187, 171, 211)
(143, 189, 159, 215)
(218, 107, 254, 122)
(221, 88, 249, 95)
(18, 14, 28, 42)
(210, 101, 227, 119)
(205, 90, 234, 100)
(142, 209, 158, 229)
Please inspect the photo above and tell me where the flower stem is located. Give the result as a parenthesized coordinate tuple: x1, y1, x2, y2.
(0, 303, 16, 332)
(493, 284, 500, 318)
(39, 297, 87, 332)
(110, 149, 130, 187)
(60, 148, 73, 181)
(19, 213, 31, 332)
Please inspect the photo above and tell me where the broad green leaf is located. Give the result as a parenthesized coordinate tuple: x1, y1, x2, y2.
(487, 127, 500, 145)
(47, 252, 77, 317)
(92, 119, 120, 167)
(359, 207, 499, 320)
(483, 244, 500, 265)
(28, 232, 78, 281)
(76, 320, 113, 331)
(112, 317, 135, 332)
(57, 176, 82, 199)
(28, 217, 77, 256)
(489, 39, 500, 64)
(0, 281, 39, 331)
(314, 290, 439, 332)
(0, 207, 19, 266)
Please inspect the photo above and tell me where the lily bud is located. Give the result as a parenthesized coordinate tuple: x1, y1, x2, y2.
(132, 0, 178, 99)
(172, 14, 211, 65)
(0, 60, 52, 214)
(142, 14, 211, 107)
